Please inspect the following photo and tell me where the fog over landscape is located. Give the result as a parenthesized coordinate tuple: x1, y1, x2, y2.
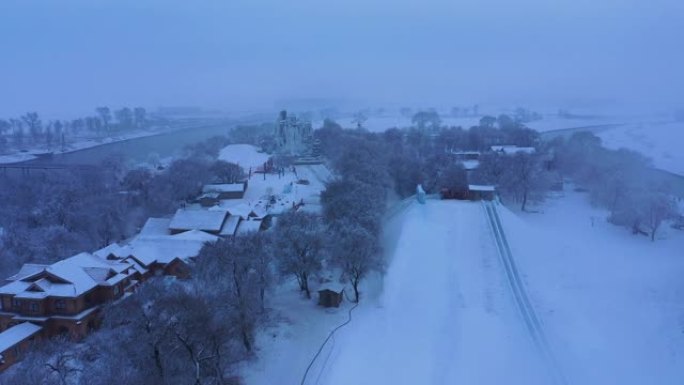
(1, 1, 683, 385)
(1, 0, 683, 117)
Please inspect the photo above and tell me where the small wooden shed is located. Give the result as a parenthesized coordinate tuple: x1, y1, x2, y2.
(317, 285, 344, 308)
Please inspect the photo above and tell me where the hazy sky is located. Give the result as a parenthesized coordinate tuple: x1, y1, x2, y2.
(1, 0, 682, 118)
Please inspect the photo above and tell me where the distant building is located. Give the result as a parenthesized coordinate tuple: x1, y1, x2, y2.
(201, 182, 248, 200)
(274, 110, 313, 155)
(490, 145, 536, 155)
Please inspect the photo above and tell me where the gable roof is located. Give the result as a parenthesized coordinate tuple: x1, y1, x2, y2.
(0, 252, 137, 298)
(0, 323, 42, 354)
(139, 217, 172, 237)
(202, 183, 246, 194)
(169, 209, 228, 232)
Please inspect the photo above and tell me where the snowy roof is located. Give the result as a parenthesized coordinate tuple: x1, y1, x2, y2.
(469, 184, 496, 192)
(236, 219, 263, 235)
(5, 264, 49, 282)
(199, 192, 220, 200)
(461, 160, 480, 170)
(92, 243, 126, 260)
(202, 183, 246, 194)
(215, 202, 264, 219)
(0, 323, 42, 353)
(318, 283, 345, 293)
(490, 145, 536, 155)
(125, 231, 218, 266)
(169, 209, 228, 232)
(220, 215, 241, 236)
(139, 217, 172, 237)
(0, 252, 137, 298)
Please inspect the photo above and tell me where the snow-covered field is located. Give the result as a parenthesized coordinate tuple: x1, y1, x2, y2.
(525, 116, 626, 133)
(597, 121, 684, 176)
(243, 200, 551, 385)
(503, 190, 684, 385)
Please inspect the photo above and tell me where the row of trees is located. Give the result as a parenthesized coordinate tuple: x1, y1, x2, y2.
(0, 107, 149, 151)
(0, 136, 237, 279)
(549, 132, 679, 241)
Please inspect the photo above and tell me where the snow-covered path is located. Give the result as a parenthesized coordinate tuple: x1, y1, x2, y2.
(315, 200, 550, 385)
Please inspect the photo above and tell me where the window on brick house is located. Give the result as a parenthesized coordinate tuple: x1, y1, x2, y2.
(30, 303, 38, 313)
(12, 298, 21, 309)
(55, 299, 66, 310)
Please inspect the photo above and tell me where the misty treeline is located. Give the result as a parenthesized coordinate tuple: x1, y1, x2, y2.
(548, 132, 681, 241)
(0, 136, 236, 279)
(320, 114, 550, 211)
(0, 107, 150, 152)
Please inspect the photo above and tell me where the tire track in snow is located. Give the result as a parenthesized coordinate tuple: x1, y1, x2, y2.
(483, 201, 568, 385)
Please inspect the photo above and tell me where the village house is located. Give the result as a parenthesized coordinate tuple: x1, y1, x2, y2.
(100, 229, 219, 280)
(0, 253, 140, 347)
(202, 182, 248, 200)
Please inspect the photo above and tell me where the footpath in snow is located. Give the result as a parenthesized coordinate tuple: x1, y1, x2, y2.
(312, 200, 550, 385)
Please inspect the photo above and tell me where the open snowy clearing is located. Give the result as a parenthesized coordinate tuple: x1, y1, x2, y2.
(244, 200, 552, 385)
(597, 121, 684, 176)
(503, 190, 684, 385)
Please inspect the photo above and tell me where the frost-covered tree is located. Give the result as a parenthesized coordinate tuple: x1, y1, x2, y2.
(195, 236, 269, 351)
(114, 107, 133, 130)
(412, 110, 441, 131)
(22, 112, 42, 143)
(499, 153, 550, 211)
(210, 160, 245, 184)
(95, 107, 112, 134)
(273, 211, 326, 298)
(328, 219, 382, 302)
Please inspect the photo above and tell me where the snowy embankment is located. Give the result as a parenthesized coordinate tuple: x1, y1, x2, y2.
(0, 124, 199, 165)
(502, 190, 684, 385)
(597, 121, 684, 176)
(244, 200, 551, 385)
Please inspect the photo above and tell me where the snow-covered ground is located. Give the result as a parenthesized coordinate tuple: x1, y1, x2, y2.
(503, 190, 684, 385)
(218, 144, 271, 171)
(216, 144, 331, 215)
(243, 200, 551, 385)
(525, 116, 626, 133)
(597, 121, 684, 176)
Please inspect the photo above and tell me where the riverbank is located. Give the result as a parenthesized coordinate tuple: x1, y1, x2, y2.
(0, 119, 232, 165)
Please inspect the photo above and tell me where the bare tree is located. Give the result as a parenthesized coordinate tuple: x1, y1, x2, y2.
(329, 219, 382, 302)
(273, 211, 326, 298)
(22, 112, 42, 143)
(133, 107, 147, 128)
(96, 107, 112, 134)
(210, 160, 245, 184)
